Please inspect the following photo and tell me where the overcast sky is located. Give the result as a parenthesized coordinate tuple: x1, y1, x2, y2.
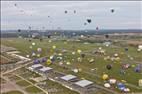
(1, 1, 142, 30)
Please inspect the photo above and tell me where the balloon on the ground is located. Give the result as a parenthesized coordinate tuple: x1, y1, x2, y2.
(106, 64, 112, 70)
(77, 49, 82, 54)
(52, 45, 56, 49)
(46, 59, 52, 65)
(104, 83, 111, 88)
(102, 74, 109, 80)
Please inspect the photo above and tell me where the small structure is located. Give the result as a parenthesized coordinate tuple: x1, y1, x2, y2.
(60, 74, 77, 82)
(74, 79, 94, 89)
(39, 67, 53, 74)
(29, 64, 43, 70)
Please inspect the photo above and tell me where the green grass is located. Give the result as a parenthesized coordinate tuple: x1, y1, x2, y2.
(1, 38, 142, 93)
(2, 90, 23, 94)
(25, 86, 43, 93)
(16, 80, 31, 87)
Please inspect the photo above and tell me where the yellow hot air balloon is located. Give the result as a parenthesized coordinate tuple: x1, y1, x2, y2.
(52, 45, 56, 49)
(77, 49, 82, 54)
(46, 59, 52, 65)
(102, 74, 109, 80)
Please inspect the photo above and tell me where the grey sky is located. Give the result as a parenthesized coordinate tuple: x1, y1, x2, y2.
(1, 1, 142, 30)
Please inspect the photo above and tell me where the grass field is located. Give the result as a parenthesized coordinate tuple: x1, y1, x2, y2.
(1, 38, 142, 93)
(16, 80, 31, 87)
(25, 85, 43, 93)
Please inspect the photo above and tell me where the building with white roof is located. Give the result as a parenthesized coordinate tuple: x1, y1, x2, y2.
(75, 80, 93, 88)
(60, 74, 77, 82)
(39, 67, 53, 74)
(30, 64, 43, 70)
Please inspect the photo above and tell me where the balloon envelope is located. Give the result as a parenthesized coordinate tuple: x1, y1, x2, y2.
(87, 19, 91, 23)
(102, 74, 109, 80)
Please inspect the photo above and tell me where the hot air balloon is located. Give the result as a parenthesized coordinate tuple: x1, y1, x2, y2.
(18, 29, 21, 32)
(77, 49, 82, 54)
(74, 10, 76, 13)
(29, 39, 32, 42)
(33, 59, 40, 64)
(41, 58, 47, 63)
(14, 3, 17, 7)
(105, 34, 109, 38)
(81, 53, 85, 58)
(47, 35, 51, 38)
(52, 45, 56, 49)
(96, 27, 99, 30)
(37, 48, 42, 53)
(125, 48, 128, 52)
(65, 10, 68, 14)
(117, 83, 125, 91)
(46, 59, 52, 65)
(87, 19, 91, 23)
(111, 9, 114, 13)
(50, 55, 56, 62)
(134, 65, 141, 73)
(106, 64, 112, 70)
(84, 23, 87, 26)
(40, 38, 43, 42)
(102, 74, 109, 80)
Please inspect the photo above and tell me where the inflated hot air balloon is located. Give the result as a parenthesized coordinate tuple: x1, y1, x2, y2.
(32, 42, 35, 46)
(87, 19, 91, 23)
(104, 83, 111, 88)
(102, 74, 109, 80)
(52, 45, 56, 49)
(37, 54, 41, 57)
(46, 59, 52, 65)
(77, 49, 82, 54)
(74, 10, 76, 14)
(106, 64, 112, 70)
(111, 9, 114, 13)
(37, 48, 42, 52)
(40, 38, 43, 42)
(32, 52, 36, 57)
(96, 27, 99, 30)
(72, 52, 76, 55)
(65, 10, 68, 14)
(134, 65, 141, 73)
(14, 3, 17, 7)
(47, 35, 51, 38)
(125, 48, 128, 52)
(50, 55, 55, 62)
(117, 83, 125, 91)
(33, 59, 40, 64)
(105, 34, 109, 38)
(81, 53, 85, 58)
(18, 29, 21, 32)
(84, 23, 87, 26)
(41, 58, 47, 63)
